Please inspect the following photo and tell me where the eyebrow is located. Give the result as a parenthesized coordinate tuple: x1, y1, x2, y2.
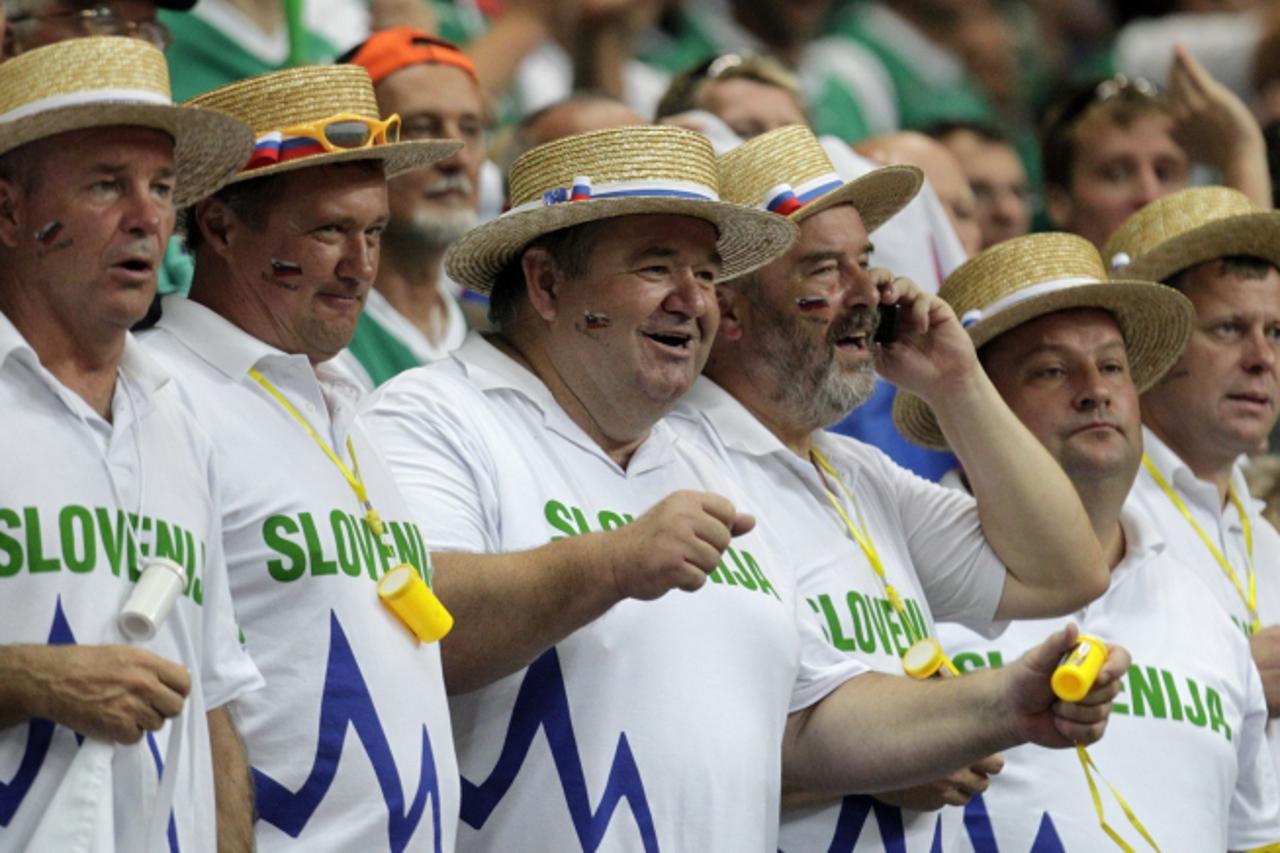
(1022, 338, 1127, 358)
(626, 244, 722, 268)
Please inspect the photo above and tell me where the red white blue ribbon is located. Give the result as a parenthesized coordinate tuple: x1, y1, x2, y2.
(244, 130, 328, 171)
(760, 171, 843, 216)
(510, 176, 720, 214)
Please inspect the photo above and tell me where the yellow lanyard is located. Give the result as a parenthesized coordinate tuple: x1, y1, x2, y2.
(248, 368, 392, 557)
(810, 448, 958, 676)
(1141, 453, 1259, 633)
(1076, 745, 1160, 852)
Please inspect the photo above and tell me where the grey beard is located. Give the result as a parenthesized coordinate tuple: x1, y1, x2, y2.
(386, 207, 479, 252)
(754, 303, 878, 430)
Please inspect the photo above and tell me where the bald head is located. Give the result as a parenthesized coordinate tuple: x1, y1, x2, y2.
(856, 131, 982, 257)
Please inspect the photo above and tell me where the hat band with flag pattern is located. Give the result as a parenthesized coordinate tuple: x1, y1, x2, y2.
(759, 171, 843, 216)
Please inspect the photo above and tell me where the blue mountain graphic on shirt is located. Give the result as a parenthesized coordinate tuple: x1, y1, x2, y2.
(964, 792, 1065, 852)
(0, 597, 179, 853)
(252, 610, 444, 853)
(459, 647, 660, 852)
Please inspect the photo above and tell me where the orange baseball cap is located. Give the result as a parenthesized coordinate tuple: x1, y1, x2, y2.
(341, 27, 478, 86)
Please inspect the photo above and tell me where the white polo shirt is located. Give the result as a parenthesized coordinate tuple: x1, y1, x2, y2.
(142, 296, 459, 853)
(358, 332, 865, 853)
(936, 505, 1280, 852)
(1130, 426, 1280, 776)
(670, 377, 1006, 853)
(0, 313, 260, 852)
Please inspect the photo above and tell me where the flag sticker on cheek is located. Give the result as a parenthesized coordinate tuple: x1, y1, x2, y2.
(796, 296, 829, 312)
(33, 220, 71, 256)
(263, 258, 304, 290)
(576, 311, 612, 334)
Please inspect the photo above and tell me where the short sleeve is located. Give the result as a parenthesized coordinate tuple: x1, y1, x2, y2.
(358, 369, 499, 554)
(871, 444, 1006, 632)
(1228, 658, 1280, 849)
(198, 447, 264, 709)
(790, 598, 868, 713)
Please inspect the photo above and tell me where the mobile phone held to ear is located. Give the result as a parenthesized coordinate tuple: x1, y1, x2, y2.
(874, 303, 899, 345)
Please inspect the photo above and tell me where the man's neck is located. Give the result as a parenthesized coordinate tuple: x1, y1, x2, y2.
(707, 366, 815, 458)
(374, 245, 452, 347)
(1072, 476, 1129, 571)
(489, 331, 653, 469)
(1145, 418, 1235, 506)
(0, 288, 123, 420)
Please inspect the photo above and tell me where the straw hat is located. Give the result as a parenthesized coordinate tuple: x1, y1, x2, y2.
(717, 124, 922, 234)
(185, 65, 460, 184)
(1102, 186, 1280, 282)
(444, 125, 798, 294)
(893, 232, 1194, 449)
(0, 37, 252, 207)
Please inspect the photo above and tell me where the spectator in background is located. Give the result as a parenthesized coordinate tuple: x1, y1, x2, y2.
(655, 51, 808, 140)
(503, 91, 645, 174)
(857, 130, 983, 258)
(928, 120, 1032, 250)
(641, 0, 899, 142)
(1105, 185, 1280, 779)
(2, 0, 185, 56)
(1041, 47, 1270, 249)
(336, 28, 486, 388)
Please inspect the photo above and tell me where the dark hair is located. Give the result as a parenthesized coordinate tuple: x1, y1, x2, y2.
(923, 119, 1012, 147)
(487, 220, 603, 330)
(1040, 76, 1167, 192)
(1164, 255, 1277, 290)
(0, 143, 42, 193)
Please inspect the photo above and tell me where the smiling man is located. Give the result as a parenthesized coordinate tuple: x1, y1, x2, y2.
(900, 232, 1280, 851)
(670, 125, 1111, 852)
(138, 65, 467, 850)
(359, 124, 1127, 853)
(1103, 186, 1280, 779)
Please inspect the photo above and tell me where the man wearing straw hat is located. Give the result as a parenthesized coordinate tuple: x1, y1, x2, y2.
(0, 36, 263, 851)
(667, 124, 1111, 852)
(896, 232, 1280, 851)
(1103, 186, 1280, 777)
(139, 64, 463, 851)
(360, 123, 1127, 852)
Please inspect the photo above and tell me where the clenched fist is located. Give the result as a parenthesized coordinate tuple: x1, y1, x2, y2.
(607, 490, 755, 600)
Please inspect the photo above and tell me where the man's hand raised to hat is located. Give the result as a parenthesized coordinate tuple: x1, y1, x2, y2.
(606, 491, 755, 601)
(869, 269, 983, 406)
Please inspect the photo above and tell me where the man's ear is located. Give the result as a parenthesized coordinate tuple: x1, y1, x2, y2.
(194, 197, 237, 257)
(522, 246, 561, 323)
(0, 177, 22, 249)
(1045, 184, 1073, 230)
(715, 283, 747, 342)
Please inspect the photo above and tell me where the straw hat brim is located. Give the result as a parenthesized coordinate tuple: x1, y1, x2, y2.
(228, 138, 462, 184)
(892, 280, 1195, 450)
(793, 164, 923, 234)
(0, 102, 254, 207)
(444, 196, 798, 295)
(1110, 211, 1280, 283)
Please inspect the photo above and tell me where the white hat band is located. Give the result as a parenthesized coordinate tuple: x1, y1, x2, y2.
(959, 275, 1102, 328)
(507, 176, 720, 216)
(0, 88, 172, 125)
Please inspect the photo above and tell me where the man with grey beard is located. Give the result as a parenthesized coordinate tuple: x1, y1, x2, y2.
(669, 125, 1112, 852)
(338, 27, 487, 387)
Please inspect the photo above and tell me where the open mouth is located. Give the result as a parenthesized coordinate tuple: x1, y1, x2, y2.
(114, 258, 154, 275)
(642, 330, 695, 352)
(834, 331, 870, 351)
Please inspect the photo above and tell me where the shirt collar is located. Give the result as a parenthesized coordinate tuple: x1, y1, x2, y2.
(454, 331, 677, 473)
(1117, 501, 1167, 570)
(680, 376, 792, 458)
(157, 295, 287, 380)
(1141, 424, 1259, 521)
(0, 311, 169, 397)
